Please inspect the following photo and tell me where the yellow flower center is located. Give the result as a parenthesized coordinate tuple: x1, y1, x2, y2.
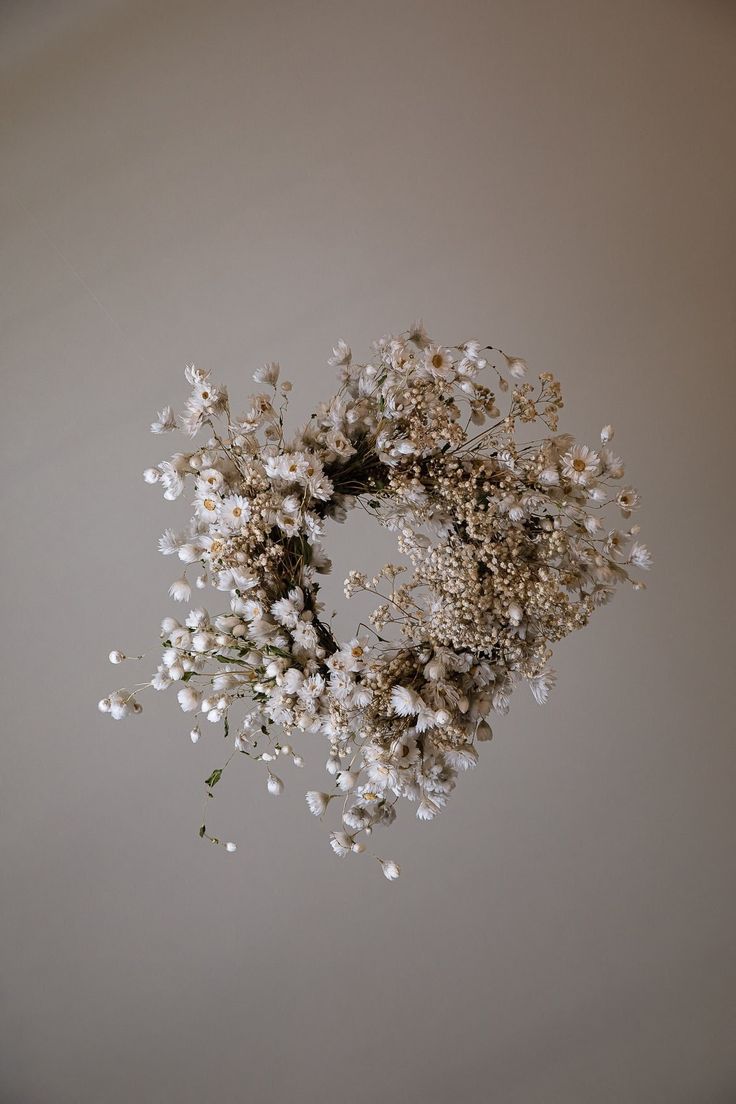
(573, 458, 586, 472)
(432, 353, 443, 369)
(204, 498, 216, 510)
(232, 506, 242, 517)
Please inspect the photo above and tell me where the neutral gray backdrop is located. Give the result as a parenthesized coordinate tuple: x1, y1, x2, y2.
(1, 2, 735, 1102)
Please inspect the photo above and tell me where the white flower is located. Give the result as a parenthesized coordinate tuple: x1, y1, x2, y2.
(328, 340, 351, 367)
(503, 353, 527, 379)
(528, 668, 557, 705)
(443, 744, 479, 771)
(337, 770, 359, 792)
(330, 831, 352, 856)
(253, 361, 280, 386)
(390, 685, 421, 717)
(151, 405, 177, 433)
(98, 697, 111, 713)
(406, 319, 429, 348)
(379, 858, 400, 880)
(169, 575, 192, 602)
(190, 725, 200, 743)
(601, 424, 614, 443)
(143, 467, 160, 484)
(629, 542, 653, 569)
(177, 687, 201, 712)
(424, 345, 454, 378)
(561, 444, 600, 485)
(616, 487, 640, 516)
(267, 772, 284, 796)
(158, 529, 182, 556)
(217, 495, 249, 530)
(225, 841, 237, 853)
(109, 650, 125, 664)
(305, 791, 330, 817)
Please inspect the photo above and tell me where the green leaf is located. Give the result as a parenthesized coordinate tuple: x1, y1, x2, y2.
(204, 768, 223, 789)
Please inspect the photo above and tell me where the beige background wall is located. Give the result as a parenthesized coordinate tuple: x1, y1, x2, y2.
(1, 2, 735, 1102)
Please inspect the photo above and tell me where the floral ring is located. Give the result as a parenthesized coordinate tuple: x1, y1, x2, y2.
(100, 322, 650, 878)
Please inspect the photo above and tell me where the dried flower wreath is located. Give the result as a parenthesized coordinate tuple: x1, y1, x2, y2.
(100, 322, 650, 878)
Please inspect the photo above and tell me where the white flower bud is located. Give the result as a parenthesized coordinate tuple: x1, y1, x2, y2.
(142, 467, 160, 484)
(601, 424, 614, 443)
(351, 841, 366, 854)
(109, 650, 125, 664)
(225, 842, 237, 853)
(190, 725, 200, 744)
(98, 697, 111, 713)
(267, 773, 284, 796)
(508, 602, 523, 625)
(161, 617, 179, 634)
(379, 858, 400, 880)
(293, 756, 304, 768)
(434, 709, 451, 727)
(326, 754, 341, 775)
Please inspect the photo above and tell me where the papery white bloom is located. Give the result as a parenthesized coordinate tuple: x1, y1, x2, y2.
(601, 424, 614, 443)
(337, 771, 359, 792)
(379, 858, 400, 880)
(305, 791, 330, 817)
(151, 405, 177, 433)
(561, 444, 600, 485)
(328, 340, 351, 367)
(98, 697, 111, 713)
(629, 542, 653, 569)
(330, 831, 352, 856)
(220, 495, 251, 530)
(443, 744, 479, 771)
(143, 467, 160, 484)
(109, 650, 125, 664)
(225, 841, 237, 853)
(158, 529, 182, 556)
(503, 353, 527, 379)
(169, 575, 192, 602)
(528, 669, 557, 705)
(617, 487, 640, 516)
(177, 686, 201, 712)
(390, 685, 420, 717)
(253, 361, 280, 385)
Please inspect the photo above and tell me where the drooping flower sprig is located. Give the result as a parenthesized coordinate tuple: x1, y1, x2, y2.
(99, 323, 651, 878)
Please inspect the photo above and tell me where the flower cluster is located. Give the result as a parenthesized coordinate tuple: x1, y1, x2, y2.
(100, 324, 651, 878)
